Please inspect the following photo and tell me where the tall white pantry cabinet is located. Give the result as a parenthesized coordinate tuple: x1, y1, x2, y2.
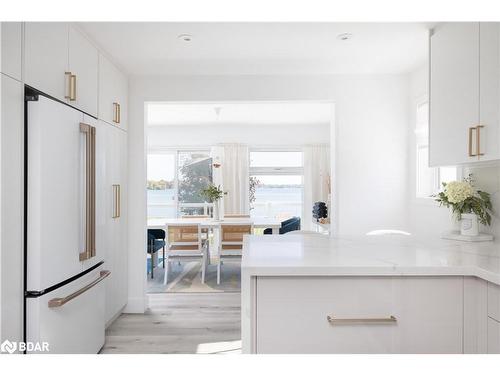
(0, 22, 129, 345)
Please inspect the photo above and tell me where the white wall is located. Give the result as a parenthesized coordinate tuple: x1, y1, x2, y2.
(147, 122, 330, 149)
(128, 74, 410, 312)
(408, 65, 500, 238)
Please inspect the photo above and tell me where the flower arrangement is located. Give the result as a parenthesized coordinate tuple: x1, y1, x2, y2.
(200, 184, 226, 203)
(434, 174, 493, 226)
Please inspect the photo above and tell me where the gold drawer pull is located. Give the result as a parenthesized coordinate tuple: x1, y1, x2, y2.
(327, 315, 397, 324)
(112, 184, 121, 218)
(65, 72, 76, 101)
(48, 270, 110, 308)
(477, 125, 484, 158)
(113, 102, 121, 124)
(468, 126, 477, 157)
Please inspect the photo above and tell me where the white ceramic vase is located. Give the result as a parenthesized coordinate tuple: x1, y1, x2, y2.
(213, 200, 220, 221)
(460, 213, 479, 236)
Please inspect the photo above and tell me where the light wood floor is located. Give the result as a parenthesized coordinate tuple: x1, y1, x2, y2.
(101, 292, 241, 354)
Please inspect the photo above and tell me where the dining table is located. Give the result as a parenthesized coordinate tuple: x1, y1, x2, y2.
(147, 216, 282, 234)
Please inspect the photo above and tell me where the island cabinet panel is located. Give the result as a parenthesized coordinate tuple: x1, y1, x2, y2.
(255, 276, 463, 354)
(488, 282, 500, 322)
(488, 318, 500, 353)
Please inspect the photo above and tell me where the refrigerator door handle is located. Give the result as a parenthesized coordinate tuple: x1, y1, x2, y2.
(79, 123, 96, 261)
(48, 270, 111, 308)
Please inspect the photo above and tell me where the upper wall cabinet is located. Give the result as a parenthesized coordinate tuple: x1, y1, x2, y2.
(0, 22, 23, 81)
(68, 27, 98, 116)
(25, 23, 70, 103)
(25, 23, 98, 116)
(430, 22, 500, 166)
(99, 54, 128, 130)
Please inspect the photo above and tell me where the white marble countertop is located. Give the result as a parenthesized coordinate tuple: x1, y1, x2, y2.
(241, 234, 500, 285)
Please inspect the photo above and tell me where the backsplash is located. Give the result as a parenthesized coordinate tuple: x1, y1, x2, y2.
(464, 165, 500, 238)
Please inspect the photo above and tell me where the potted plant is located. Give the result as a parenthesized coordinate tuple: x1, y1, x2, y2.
(200, 184, 226, 221)
(434, 174, 493, 236)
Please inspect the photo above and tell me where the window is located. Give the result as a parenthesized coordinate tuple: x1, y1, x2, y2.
(177, 151, 213, 216)
(249, 150, 303, 219)
(147, 153, 176, 219)
(147, 150, 212, 218)
(415, 101, 457, 198)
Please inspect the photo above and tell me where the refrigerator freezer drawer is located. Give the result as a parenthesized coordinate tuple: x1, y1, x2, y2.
(26, 266, 108, 354)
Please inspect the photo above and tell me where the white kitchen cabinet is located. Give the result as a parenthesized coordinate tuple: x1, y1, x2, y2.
(1, 22, 23, 81)
(25, 22, 69, 102)
(101, 121, 128, 324)
(0, 75, 24, 348)
(480, 23, 500, 163)
(488, 282, 500, 322)
(430, 22, 500, 166)
(488, 318, 500, 354)
(99, 54, 128, 130)
(255, 276, 463, 354)
(25, 23, 99, 116)
(429, 23, 480, 166)
(463, 277, 488, 353)
(69, 27, 98, 116)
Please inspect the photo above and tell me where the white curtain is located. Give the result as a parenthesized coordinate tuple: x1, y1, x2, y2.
(303, 144, 331, 230)
(212, 144, 250, 215)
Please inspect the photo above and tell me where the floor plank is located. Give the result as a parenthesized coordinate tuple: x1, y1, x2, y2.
(101, 292, 241, 354)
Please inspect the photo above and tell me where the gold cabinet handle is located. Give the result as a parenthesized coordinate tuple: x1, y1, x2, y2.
(65, 72, 77, 101)
(327, 315, 397, 324)
(80, 123, 96, 261)
(469, 126, 477, 157)
(48, 270, 111, 308)
(112, 184, 121, 218)
(477, 125, 485, 158)
(113, 102, 121, 124)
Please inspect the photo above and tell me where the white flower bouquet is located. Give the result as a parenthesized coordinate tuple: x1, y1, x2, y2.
(434, 174, 492, 226)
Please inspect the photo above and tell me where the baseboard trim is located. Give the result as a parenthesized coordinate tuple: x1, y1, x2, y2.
(105, 305, 126, 328)
(123, 297, 146, 313)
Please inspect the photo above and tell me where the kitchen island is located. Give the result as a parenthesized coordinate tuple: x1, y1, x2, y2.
(241, 234, 500, 354)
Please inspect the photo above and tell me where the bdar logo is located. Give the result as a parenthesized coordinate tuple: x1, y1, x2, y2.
(1, 340, 17, 354)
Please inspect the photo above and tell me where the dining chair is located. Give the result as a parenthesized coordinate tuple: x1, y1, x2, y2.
(224, 214, 250, 218)
(217, 224, 253, 284)
(164, 223, 210, 285)
(147, 229, 166, 279)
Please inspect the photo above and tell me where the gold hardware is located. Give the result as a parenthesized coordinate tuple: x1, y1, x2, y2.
(65, 72, 76, 101)
(327, 315, 397, 324)
(80, 123, 96, 261)
(113, 102, 121, 124)
(468, 126, 477, 157)
(112, 184, 121, 218)
(476, 125, 485, 159)
(48, 270, 111, 308)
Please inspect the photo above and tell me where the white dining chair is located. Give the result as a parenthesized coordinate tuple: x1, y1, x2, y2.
(217, 223, 253, 285)
(164, 223, 210, 285)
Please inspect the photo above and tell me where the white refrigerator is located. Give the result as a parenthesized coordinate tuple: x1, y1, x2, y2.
(24, 89, 109, 354)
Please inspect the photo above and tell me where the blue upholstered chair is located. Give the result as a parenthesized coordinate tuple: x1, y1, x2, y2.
(147, 229, 166, 279)
(264, 217, 301, 235)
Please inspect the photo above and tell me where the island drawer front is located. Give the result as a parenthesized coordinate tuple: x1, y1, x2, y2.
(255, 276, 463, 354)
(488, 318, 500, 353)
(488, 282, 500, 321)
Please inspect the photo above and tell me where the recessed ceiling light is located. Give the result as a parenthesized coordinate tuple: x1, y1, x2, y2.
(337, 33, 353, 41)
(178, 34, 193, 42)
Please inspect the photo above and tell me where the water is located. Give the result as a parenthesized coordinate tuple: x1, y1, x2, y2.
(147, 187, 302, 219)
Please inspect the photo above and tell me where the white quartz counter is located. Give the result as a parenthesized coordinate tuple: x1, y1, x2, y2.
(241, 234, 500, 285)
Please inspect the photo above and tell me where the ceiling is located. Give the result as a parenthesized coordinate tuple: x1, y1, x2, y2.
(147, 102, 333, 126)
(78, 22, 429, 76)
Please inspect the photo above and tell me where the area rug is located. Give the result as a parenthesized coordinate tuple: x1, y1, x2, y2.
(147, 258, 241, 293)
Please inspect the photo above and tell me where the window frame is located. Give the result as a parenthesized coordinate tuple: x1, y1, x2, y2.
(249, 147, 305, 219)
(414, 99, 461, 202)
(147, 147, 213, 218)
